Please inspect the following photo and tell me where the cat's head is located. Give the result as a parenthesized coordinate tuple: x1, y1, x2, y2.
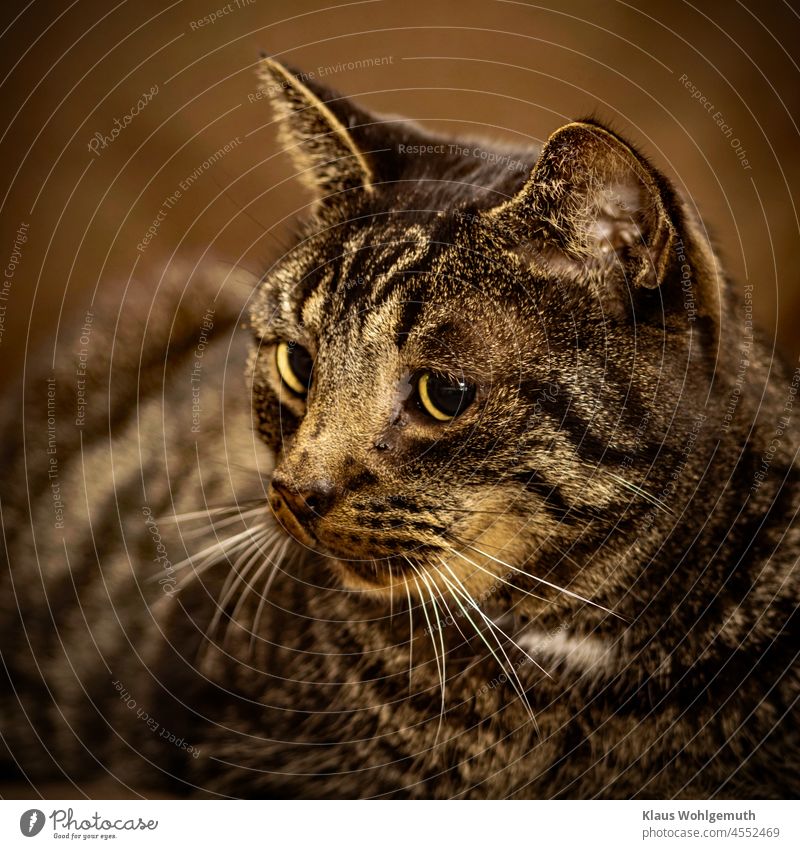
(249, 58, 724, 612)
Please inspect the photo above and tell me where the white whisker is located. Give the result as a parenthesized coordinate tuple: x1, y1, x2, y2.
(606, 470, 673, 515)
(225, 531, 284, 645)
(403, 575, 415, 694)
(421, 555, 470, 645)
(436, 559, 540, 729)
(171, 524, 269, 575)
(431, 560, 535, 726)
(204, 528, 275, 644)
(461, 541, 625, 622)
(410, 569, 445, 745)
(437, 557, 549, 680)
(159, 504, 263, 524)
(178, 506, 266, 540)
(166, 523, 271, 593)
(249, 535, 294, 655)
(443, 543, 551, 606)
(415, 566, 447, 745)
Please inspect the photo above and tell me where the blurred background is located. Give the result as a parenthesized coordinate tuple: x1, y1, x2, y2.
(1, 0, 799, 386)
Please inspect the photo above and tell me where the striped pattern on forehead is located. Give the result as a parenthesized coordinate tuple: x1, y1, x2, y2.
(357, 224, 432, 304)
(324, 223, 434, 320)
(300, 266, 334, 334)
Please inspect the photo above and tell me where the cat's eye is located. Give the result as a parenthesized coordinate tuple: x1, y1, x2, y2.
(275, 341, 314, 396)
(416, 371, 476, 421)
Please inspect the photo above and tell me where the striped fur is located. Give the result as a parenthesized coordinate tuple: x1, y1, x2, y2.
(0, 60, 797, 798)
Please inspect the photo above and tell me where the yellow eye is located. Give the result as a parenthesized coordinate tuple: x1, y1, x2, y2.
(276, 341, 313, 396)
(417, 371, 476, 421)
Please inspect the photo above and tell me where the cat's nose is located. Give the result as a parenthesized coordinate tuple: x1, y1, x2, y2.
(270, 477, 336, 525)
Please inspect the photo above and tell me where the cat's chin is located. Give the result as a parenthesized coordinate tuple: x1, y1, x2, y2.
(326, 556, 415, 596)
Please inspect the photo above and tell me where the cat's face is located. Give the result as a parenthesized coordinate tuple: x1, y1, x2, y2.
(249, 59, 719, 609)
(251, 210, 564, 598)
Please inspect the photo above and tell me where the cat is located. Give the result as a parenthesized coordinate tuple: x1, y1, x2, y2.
(0, 56, 798, 799)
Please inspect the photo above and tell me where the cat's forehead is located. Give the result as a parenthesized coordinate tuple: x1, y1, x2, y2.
(253, 210, 544, 368)
(257, 211, 521, 335)
(333, 218, 436, 294)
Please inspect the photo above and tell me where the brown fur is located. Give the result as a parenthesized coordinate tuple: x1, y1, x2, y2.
(0, 59, 797, 798)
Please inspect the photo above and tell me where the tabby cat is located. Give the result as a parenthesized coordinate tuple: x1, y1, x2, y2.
(1, 58, 798, 799)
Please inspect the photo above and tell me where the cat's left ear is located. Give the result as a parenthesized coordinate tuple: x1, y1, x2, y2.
(484, 120, 719, 317)
(258, 57, 375, 210)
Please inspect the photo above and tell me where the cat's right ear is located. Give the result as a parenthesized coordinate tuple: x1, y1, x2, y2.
(482, 120, 722, 322)
(258, 57, 375, 212)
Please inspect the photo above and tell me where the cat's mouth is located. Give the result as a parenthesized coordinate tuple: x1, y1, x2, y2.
(268, 484, 420, 582)
(267, 480, 531, 597)
(268, 488, 318, 549)
(270, 514, 507, 599)
(273, 517, 427, 587)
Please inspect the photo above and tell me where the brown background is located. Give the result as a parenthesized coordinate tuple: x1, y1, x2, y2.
(1, 0, 799, 387)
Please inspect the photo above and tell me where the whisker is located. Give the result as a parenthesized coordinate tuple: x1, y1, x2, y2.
(169, 524, 268, 575)
(605, 470, 673, 515)
(159, 501, 265, 524)
(442, 539, 551, 606)
(414, 566, 447, 745)
(436, 558, 550, 680)
(170, 535, 255, 592)
(209, 534, 265, 636)
(193, 505, 265, 528)
(420, 554, 471, 645)
(204, 528, 275, 644)
(159, 508, 242, 524)
(436, 561, 540, 731)
(160, 522, 271, 592)
(178, 507, 266, 541)
(410, 569, 445, 746)
(433, 562, 537, 727)
(249, 536, 294, 655)
(224, 531, 284, 646)
(431, 567, 486, 658)
(403, 575, 415, 694)
(455, 538, 627, 622)
(383, 560, 395, 621)
(449, 529, 589, 576)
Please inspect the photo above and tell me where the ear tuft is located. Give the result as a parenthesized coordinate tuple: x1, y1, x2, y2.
(257, 57, 375, 209)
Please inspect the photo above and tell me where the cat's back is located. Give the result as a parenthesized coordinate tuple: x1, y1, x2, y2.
(0, 261, 269, 782)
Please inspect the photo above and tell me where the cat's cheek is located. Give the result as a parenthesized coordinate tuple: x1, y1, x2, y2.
(252, 391, 302, 453)
(260, 418, 300, 454)
(255, 419, 282, 453)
